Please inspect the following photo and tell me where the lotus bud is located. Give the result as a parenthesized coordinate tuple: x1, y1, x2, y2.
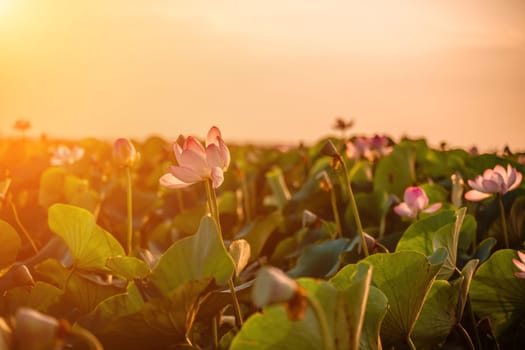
(14, 308, 61, 350)
(316, 170, 333, 192)
(113, 138, 138, 167)
(451, 172, 464, 208)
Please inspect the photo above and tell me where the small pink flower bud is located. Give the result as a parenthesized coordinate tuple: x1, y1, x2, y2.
(113, 138, 138, 167)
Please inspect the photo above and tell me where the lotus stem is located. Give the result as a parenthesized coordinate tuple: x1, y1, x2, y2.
(126, 167, 133, 255)
(329, 188, 342, 239)
(212, 316, 219, 349)
(498, 194, 510, 249)
(241, 172, 253, 222)
(407, 336, 416, 350)
(9, 200, 38, 254)
(457, 323, 475, 350)
(338, 155, 369, 257)
(465, 296, 483, 350)
(205, 179, 244, 328)
(305, 295, 333, 350)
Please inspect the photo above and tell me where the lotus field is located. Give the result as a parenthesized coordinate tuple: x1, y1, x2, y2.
(1, 124, 525, 350)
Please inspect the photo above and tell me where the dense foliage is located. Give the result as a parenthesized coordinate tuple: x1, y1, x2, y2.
(0, 131, 524, 349)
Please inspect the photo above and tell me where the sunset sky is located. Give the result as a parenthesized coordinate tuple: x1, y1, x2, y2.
(1, 0, 524, 150)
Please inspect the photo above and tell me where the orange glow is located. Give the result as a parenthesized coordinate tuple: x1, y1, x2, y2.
(1, 1, 524, 150)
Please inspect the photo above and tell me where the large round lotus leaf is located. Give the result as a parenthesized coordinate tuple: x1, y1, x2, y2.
(331, 249, 447, 348)
(412, 279, 461, 349)
(288, 238, 350, 278)
(150, 216, 235, 294)
(38, 167, 66, 208)
(470, 249, 525, 339)
(106, 256, 151, 280)
(35, 259, 122, 315)
(359, 286, 388, 350)
(396, 210, 456, 255)
(3, 281, 63, 314)
(48, 203, 125, 272)
(79, 278, 214, 349)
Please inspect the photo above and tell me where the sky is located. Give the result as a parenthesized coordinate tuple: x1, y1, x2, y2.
(1, 0, 524, 150)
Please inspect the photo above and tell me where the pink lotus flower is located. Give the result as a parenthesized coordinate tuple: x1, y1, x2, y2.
(394, 186, 442, 219)
(464, 164, 522, 202)
(512, 251, 525, 279)
(345, 135, 392, 161)
(160, 126, 230, 189)
(50, 145, 84, 166)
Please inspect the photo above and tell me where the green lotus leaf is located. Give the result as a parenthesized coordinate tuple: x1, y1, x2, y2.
(35, 258, 123, 315)
(80, 278, 215, 350)
(106, 256, 151, 280)
(332, 263, 373, 350)
(359, 286, 388, 350)
(412, 279, 462, 349)
(3, 281, 63, 314)
(38, 167, 66, 208)
(48, 203, 125, 272)
(373, 142, 416, 198)
(331, 249, 447, 348)
(470, 249, 525, 339)
(288, 238, 350, 278)
(237, 210, 283, 262)
(149, 216, 235, 294)
(230, 278, 337, 350)
(0, 220, 21, 270)
(432, 207, 467, 280)
(396, 210, 456, 255)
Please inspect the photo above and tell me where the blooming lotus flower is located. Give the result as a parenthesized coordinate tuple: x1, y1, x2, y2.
(345, 135, 392, 161)
(464, 164, 522, 202)
(50, 145, 84, 166)
(160, 126, 230, 189)
(394, 186, 442, 219)
(512, 251, 525, 279)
